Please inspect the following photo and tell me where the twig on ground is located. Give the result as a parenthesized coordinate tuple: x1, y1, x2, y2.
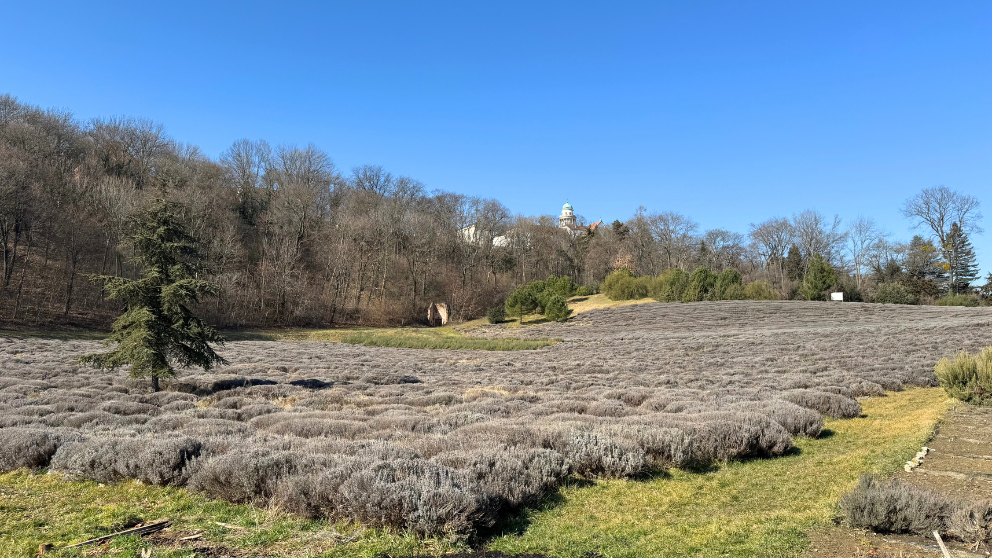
(59, 519, 170, 550)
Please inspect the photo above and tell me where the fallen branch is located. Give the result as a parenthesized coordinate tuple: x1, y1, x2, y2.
(60, 520, 170, 550)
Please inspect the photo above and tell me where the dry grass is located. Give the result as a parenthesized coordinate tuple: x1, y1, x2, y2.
(566, 293, 656, 317)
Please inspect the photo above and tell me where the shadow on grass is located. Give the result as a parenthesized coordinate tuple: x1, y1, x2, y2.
(221, 330, 284, 341)
(817, 428, 836, 439)
(0, 327, 108, 341)
(484, 476, 597, 542)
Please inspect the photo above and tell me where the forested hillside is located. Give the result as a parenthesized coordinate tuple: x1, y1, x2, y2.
(0, 94, 985, 328)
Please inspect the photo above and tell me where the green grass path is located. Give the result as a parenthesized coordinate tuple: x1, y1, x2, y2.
(488, 388, 952, 557)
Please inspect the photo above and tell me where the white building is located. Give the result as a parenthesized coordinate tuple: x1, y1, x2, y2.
(459, 202, 603, 246)
(457, 222, 510, 247)
(558, 202, 603, 238)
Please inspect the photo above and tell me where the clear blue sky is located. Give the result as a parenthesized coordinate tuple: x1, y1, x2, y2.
(2, 1, 989, 275)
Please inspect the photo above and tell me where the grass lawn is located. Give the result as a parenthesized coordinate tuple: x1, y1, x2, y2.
(230, 325, 560, 351)
(0, 388, 952, 557)
(0, 471, 468, 558)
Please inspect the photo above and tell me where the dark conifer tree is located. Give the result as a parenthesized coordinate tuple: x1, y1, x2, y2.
(945, 222, 979, 295)
(799, 254, 837, 301)
(785, 244, 804, 281)
(81, 199, 226, 391)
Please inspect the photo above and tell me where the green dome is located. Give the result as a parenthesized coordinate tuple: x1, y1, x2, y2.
(562, 202, 573, 212)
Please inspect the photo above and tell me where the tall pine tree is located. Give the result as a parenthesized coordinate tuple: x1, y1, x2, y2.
(785, 244, 804, 281)
(944, 222, 980, 295)
(81, 199, 226, 391)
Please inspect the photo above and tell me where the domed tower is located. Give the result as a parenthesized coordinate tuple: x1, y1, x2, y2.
(559, 202, 576, 228)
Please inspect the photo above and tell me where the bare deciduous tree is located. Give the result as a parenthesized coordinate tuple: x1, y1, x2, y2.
(901, 186, 983, 259)
(749, 217, 794, 289)
(847, 216, 887, 289)
(646, 210, 698, 272)
(792, 209, 846, 269)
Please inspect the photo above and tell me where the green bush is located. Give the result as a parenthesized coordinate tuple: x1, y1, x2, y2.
(710, 269, 744, 301)
(575, 285, 595, 297)
(505, 286, 539, 322)
(650, 269, 688, 302)
(543, 276, 577, 299)
(935, 294, 980, 307)
(798, 255, 836, 301)
(744, 281, 779, 300)
(872, 283, 917, 305)
(720, 283, 746, 300)
(543, 294, 573, 322)
(602, 269, 649, 301)
(682, 267, 715, 302)
(486, 306, 506, 324)
(934, 348, 992, 405)
(506, 276, 578, 322)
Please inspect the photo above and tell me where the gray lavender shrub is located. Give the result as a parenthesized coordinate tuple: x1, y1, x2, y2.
(433, 447, 572, 508)
(2, 301, 989, 538)
(777, 389, 862, 419)
(842, 475, 992, 547)
(189, 449, 309, 503)
(51, 437, 203, 485)
(840, 475, 955, 534)
(0, 428, 78, 470)
(948, 500, 992, 548)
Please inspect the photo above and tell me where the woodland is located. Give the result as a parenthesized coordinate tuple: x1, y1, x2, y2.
(0, 94, 987, 330)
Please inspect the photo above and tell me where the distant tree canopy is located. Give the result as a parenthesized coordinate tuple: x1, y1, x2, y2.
(0, 94, 985, 329)
(81, 199, 226, 391)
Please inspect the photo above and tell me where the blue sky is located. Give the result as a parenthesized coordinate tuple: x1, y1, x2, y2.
(2, 1, 990, 275)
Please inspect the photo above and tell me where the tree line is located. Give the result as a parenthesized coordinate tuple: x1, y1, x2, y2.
(0, 94, 988, 329)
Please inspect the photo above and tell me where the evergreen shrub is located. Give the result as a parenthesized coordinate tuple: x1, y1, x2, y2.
(935, 294, 980, 307)
(744, 281, 779, 300)
(602, 269, 649, 301)
(543, 295, 572, 322)
(486, 306, 506, 324)
(872, 283, 917, 305)
(574, 285, 595, 296)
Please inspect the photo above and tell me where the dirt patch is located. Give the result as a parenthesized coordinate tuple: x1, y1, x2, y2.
(386, 553, 590, 558)
(894, 404, 992, 502)
(145, 530, 260, 557)
(804, 404, 992, 558)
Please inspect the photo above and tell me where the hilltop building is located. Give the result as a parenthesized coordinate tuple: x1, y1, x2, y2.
(458, 202, 603, 246)
(558, 202, 603, 238)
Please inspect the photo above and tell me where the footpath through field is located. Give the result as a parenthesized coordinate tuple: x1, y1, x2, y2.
(804, 404, 992, 558)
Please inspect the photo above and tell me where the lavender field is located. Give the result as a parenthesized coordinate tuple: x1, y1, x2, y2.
(2, 301, 989, 539)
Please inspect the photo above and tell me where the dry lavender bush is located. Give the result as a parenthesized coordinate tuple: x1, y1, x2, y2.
(1, 301, 990, 538)
(841, 475, 992, 547)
